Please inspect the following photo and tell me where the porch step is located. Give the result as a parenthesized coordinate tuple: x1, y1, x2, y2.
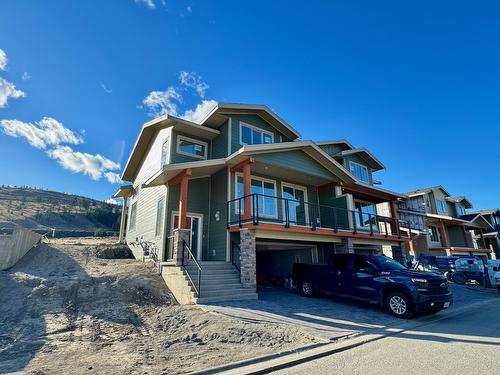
(162, 261, 257, 305)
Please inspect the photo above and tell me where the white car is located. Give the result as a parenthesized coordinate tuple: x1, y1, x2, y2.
(495, 270, 500, 292)
(486, 260, 500, 290)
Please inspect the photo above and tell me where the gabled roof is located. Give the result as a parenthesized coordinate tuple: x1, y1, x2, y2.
(446, 196, 473, 209)
(337, 148, 385, 171)
(459, 213, 495, 230)
(315, 139, 355, 151)
(473, 209, 500, 216)
(200, 102, 301, 140)
(121, 115, 220, 181)
(406, 185, 451, 198)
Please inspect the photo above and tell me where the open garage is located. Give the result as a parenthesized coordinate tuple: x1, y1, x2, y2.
(256, 241, 318, 286)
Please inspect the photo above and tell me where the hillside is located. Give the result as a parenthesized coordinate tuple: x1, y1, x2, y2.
(0, 186, 121, 234)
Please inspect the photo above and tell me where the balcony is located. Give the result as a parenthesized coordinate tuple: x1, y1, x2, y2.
(227, 193, 409, 240)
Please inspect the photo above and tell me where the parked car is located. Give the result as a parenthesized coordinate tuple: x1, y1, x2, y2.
(293, 254, 453, 319)
(486, 260, 500, 291)
(414, 255, 484, 285)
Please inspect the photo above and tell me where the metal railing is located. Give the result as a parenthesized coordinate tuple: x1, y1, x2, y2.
(227, 193, 408, 238)
(181, 240, 203, 297)
(230, 241, 241, 273)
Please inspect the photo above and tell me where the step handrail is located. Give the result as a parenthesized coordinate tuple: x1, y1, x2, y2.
(181, 240, 203, 297)
(230, 241, 241, 273)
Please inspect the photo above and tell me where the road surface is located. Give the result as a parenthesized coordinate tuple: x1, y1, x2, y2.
(271, 294, 500, 375)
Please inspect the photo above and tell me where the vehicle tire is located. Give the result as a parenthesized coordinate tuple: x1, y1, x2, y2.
(300, 281, 315, 297)
(385, 291, 414, 319)
(452, 272, 467, 285)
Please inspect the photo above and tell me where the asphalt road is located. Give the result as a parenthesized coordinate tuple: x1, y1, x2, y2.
(271, 294, 500, 375)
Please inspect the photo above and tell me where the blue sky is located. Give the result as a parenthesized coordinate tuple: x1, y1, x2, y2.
(0, 1, 499, 210)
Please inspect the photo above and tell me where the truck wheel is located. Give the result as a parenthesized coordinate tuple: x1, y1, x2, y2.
(300, 281, 315, 297)
(386, 291, 414, 319)
(452, 272, 467, 285)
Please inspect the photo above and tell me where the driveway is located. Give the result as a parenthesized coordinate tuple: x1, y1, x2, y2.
(202, 284, 498, 342)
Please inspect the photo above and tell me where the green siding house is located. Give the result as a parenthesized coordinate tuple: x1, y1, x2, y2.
(114, 103, 410, 304)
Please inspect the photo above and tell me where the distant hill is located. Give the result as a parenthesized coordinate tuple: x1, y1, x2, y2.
(0, 186, 121, 234)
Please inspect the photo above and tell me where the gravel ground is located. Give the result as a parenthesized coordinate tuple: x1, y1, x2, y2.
(0, 240, 318, 375)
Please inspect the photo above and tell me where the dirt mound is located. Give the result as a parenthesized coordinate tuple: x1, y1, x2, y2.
(0, 240, 317, 374)
(94, 244, 134, 259)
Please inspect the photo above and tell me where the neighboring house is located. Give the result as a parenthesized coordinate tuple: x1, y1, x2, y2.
(467, 209, 500, 259)
(399, 186, 496, 261)
(114, 103, 410, 304)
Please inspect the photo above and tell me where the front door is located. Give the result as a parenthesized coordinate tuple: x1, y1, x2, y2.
(282, 184, 308, 226)
(172, 213, 203, 260)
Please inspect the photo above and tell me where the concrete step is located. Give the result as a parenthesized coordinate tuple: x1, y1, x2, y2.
(196, 292, 258, 304)
(199, 288, 257, 298)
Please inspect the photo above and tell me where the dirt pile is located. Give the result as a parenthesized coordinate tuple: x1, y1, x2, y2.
(0, 240, 317, 374)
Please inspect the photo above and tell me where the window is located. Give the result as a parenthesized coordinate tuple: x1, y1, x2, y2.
(349, 161, 370, 183)
(236, 174, 277, 217)
(330, 254, 350, 269)
(457, 205, 466, 216)
(240, 123, 274, 145)
(437, 200, 447, 213)
(354, 200, 377, 230)
(155, 198, 164, 237)
(129, 201, 137, 231)
(176, 135, 207, 159)
(428, 226, 440, 242)
(161, 138, 170, 166)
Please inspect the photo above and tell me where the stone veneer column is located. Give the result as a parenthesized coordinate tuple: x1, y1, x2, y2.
(172, 228, 191, 266)
(239, 228, 256, 289)
(336, 237, 355, 254)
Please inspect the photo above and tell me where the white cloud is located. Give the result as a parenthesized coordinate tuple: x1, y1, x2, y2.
(179, 71, 209, 98)
(142, 86, 182, 117)
(47, 146, 121, 182)
(0, 49, 7, 71)
(104, 171, 122, 184)
(0, 117, 83, 149)
(100, 82, 112, 94)
(21, 72, 30, 81)
(0, 77, 25, 107)
(182, 100, 218, 123)
(135, 0, 156, 9)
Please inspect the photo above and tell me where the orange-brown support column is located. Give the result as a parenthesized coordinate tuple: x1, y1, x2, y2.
(480, 228, 487, 249)
(243, 162, 252, 221)
(389, 200, 399, 235)
(461, 225, 471, 247)
(439, 220, 450, 248)
(168, 169, 192, 230)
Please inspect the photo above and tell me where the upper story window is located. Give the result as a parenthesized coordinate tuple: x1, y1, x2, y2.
(437, 200, 447, 214)
(129, 201, 137, 231)
(457, 205, 466, 216)
(240, 122, 274, 145)
(176, 135, 207, 159)
(349, 161, 370, 183)
(161, 138, 170, 166)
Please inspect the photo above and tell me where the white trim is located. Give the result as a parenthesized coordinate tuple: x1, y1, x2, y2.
(239, 121, 274, 146)
(234, 172, 278, 218)
(171, 211, 204, 261)
(349, 160, 370, 183)
(176, 134, 208, 160)
(281, 182, 310, 226)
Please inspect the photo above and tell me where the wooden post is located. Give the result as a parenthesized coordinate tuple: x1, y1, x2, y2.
(439, 220, 450, 248)
(243, 162, 252, 221)
(168, 169, 192, 230)
(389, 200, 398, 235)
(480, 228, 487, 249)
(461, 225, 470, 248)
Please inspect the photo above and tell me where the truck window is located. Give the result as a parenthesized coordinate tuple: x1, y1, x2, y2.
(331, 254, 349, 269)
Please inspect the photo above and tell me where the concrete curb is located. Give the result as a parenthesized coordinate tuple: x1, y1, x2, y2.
(194, 298, 496, 375)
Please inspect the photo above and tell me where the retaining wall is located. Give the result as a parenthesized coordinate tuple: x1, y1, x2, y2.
(0, 227, 42, 270)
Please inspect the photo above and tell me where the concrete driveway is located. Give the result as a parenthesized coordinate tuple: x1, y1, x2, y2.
(201, 284, 498, 341)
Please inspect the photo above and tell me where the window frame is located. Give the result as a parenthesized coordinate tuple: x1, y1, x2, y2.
(239, 122, 274, 146)
(176, 135, 208, 160)
(234, 173, 278, 218)
(428, 225, 440, 243)
(281, 182, 310, 226)
(155, 197, 165, 237)
(349, 161, 370, 183)
(437, 200, 447, 214)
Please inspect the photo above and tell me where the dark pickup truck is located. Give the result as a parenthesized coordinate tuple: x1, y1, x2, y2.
(293, 254, 453, 318)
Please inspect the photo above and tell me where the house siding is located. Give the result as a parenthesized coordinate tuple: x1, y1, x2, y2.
(126, 127, 170, 259)
(318, 188, 350, 230)
(342, 154, 374, 185)
(207, 168, 229, 260)
(230, 114, 291, 154)
(319, 144, 344, 157)
(211, 120, 229, 158)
